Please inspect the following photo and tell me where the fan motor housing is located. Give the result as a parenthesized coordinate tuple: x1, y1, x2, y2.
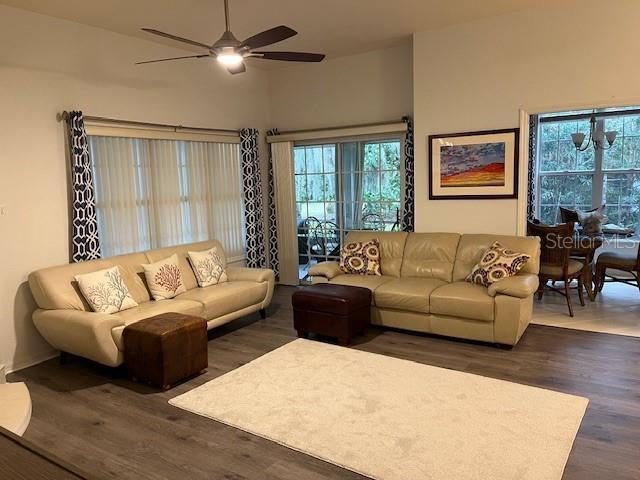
(212, 30, 242, 51)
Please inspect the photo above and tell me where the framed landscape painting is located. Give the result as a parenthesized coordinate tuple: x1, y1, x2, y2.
(428, 128, 519, 200)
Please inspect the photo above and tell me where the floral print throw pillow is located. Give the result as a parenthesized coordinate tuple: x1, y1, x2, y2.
(75, 266, 138, 314)
(142, 254, 186, 300)
(466, 241, 530, 287)
(188, 247, 228, 287)
(339, 239, 382, 276)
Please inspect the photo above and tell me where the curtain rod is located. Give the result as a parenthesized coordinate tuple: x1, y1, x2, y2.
(539, 107, 640, 123)
(58, 111, 239, 135)
(274, 119, 408, 136)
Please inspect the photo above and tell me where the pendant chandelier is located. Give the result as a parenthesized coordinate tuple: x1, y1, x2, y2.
(571, 113, 617, 151)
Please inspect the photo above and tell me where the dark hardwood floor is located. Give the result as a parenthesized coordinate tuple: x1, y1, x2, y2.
(8, 286, 640, 479)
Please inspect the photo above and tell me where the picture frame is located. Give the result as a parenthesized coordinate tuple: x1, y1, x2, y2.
(428, 128, 519, 200)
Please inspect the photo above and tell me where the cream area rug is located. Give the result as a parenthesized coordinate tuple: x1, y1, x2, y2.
(170, 339, 588, 480)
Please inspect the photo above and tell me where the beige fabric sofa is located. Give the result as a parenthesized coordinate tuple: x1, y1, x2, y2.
(309, 231, 540, 346)
(28, 240, 275, 367)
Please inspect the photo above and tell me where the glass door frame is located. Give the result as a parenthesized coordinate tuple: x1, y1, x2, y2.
(294, 134, 405, 280)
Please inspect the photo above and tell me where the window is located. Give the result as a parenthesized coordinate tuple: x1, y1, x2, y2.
(294, 138, 402, 278)
(88, 136, 245, 260)
(536, 110, 640, 231)
(602, 115, 640, 229)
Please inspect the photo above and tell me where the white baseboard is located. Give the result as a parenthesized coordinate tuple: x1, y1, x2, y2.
(5, 350, 59, 375)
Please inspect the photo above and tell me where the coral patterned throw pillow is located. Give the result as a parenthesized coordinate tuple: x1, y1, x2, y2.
(142, 254, 187, 300)
(188, 246, 228, 287)
(75, 266, 139, 313)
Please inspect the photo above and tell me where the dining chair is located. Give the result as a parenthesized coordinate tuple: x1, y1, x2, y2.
(317, 220, 341, 258)
(595, 244, 640, 294)
(558, 206, 606, 301)
(360, 212, 385, 231)
(527, 221, 587, 317)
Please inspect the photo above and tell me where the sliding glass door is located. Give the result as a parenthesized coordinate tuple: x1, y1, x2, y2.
(294, 137, 402, 280)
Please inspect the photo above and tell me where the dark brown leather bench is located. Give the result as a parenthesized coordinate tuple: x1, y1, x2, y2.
(292, 284, 371, 346)
(123, 312, 208, 389)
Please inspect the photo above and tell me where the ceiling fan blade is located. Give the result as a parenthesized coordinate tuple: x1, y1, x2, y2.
(141, 28, 212, 50)
(254, 51, 325, 62)
(241, 26, 297, 49)
(226, 62, 246, 75)
(135, 54, 210, 65)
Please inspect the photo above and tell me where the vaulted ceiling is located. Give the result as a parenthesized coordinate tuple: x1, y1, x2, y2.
(0, 0, 560, 60)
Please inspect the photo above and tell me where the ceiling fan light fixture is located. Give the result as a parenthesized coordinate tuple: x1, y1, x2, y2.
(137, 1, 324, 71)
(217, 53, 243, 66)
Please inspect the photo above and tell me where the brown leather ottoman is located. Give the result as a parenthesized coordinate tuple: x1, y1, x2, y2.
(123, 312, 208, 389)
(292, 284, 372, 346)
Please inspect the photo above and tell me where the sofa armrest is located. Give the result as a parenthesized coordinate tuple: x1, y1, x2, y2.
(308, 261, 343, 280)
(487, 274, 539, 299)
(226, 266, 275, 284)
(32, 309, 124, 367)
(225, 267, 275, 311)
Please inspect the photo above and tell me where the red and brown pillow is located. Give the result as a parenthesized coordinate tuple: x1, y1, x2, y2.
(466, 241, 530, 287)
(339, 239, 382, 276)
(142, 254, 187, 300)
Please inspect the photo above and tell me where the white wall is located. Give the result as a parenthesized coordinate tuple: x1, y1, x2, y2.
(268, 42, 413, 130)
(0, 5, 271, 373)
(413, 0, 640, 234)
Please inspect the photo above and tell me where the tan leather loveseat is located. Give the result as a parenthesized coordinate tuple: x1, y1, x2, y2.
(28, 240, 275, 367)
(309, 232, 540, 346)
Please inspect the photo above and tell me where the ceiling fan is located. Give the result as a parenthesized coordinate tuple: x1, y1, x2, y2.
(137, 0, 325, 74)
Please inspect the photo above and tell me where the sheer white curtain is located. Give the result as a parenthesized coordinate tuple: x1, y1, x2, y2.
(271, 141, 299, 285)
(88, 136, 244, 260)
(184, 142, 244, 257)
(145, 139, 184, 248)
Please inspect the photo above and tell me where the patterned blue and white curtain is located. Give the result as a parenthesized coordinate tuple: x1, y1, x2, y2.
(527, 115, 539, 221)
(401, 115, 415, 232)
(239, 128, 267, 268)
(266, 129, 280, 279)
(67, 111, 101, 262)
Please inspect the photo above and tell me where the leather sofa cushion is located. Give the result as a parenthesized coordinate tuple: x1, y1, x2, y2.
(28, 253, 150, 311)
(345, 231, 408, 278)
(111, 298, 205, 350)
(453, 234, 540, 282)
(329, 275, 395, 301)
(430, 282, 495, 322)
(374, 277, 447, 313)
(175, 280, 267, 319)
(400, 233, 460, 282)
